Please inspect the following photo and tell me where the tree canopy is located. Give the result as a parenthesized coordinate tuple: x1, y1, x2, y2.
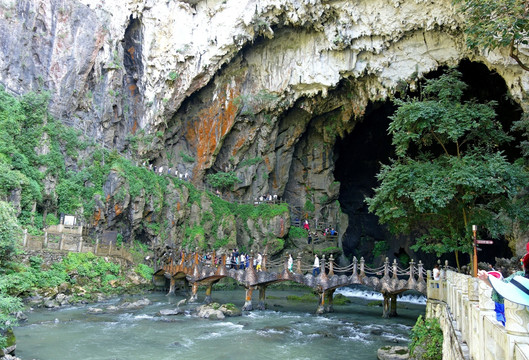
(454, 0, 529, 71)
(365, 69, 529, 267)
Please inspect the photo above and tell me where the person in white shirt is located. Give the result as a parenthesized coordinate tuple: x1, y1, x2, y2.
(313, 255, 320, 276)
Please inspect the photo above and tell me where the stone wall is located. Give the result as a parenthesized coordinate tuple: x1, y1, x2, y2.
(426, 270, 529, 360)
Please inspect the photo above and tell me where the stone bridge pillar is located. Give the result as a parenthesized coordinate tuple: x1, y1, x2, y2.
(243, 287, 254, 311)
(316, 290, 325, 315)
(257, 285, 267, 310)
(204, 282, 213, 304)
(382, 293, 391, 318)
(389, 294, 397, 317)
(167, 277, 176, 295)
(325, 289, 336, 313)
(189, 282, 199, 303)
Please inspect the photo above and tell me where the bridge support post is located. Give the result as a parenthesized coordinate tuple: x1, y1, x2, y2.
(257, 285, 267, 310)
(204, 283, 213, 304)
(325, 289, 335, 313)
(316, 291, 325, 314)
(189, 282, 199, 303)
(243, 287, 254, 311)
(382, 293, 390, 318)
(167, 277, 176, 296)
(389, 294, 397, 317)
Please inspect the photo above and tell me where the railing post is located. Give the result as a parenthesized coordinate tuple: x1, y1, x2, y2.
(392, 259, 398, 279)
(321, 255, 325, 275)
(360, 257, 365, 278)
(329, 254, 334, 276)
(262, 249, 268, 272)
(408, 260, 415, 281)
(296, 253, 302, 274)
(352, 256, 358, 277)
(384, 257, 390, 278)
(418, 261, 424, 282)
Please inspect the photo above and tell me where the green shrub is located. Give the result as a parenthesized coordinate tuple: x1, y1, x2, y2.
(45, 213, 59, 226)
(373, 240, 389, 258)
(304, 199, 315, 212)
(0, 294, 23, 348)
(135, 264, 154, 280)
(409, 315, 443, 360)
(205, 171, 241, 190)
(288, 226, 308, 240)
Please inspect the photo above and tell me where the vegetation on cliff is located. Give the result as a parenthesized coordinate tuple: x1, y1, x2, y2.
(0, 86, 289, 252)
(366, 69, 529, 267)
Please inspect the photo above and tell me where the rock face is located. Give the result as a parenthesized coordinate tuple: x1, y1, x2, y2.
(1, 0, 528, 257)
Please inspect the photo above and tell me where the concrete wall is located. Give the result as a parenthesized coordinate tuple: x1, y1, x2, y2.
(427, 270, 529, 360)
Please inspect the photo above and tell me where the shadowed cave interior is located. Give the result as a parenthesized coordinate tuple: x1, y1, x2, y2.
(333, 60, 522, 268)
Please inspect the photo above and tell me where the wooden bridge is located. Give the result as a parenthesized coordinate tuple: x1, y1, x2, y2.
(153, 251, 427, 317)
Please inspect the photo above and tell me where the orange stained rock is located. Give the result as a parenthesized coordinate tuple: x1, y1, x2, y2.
(185, 85, 240, 176)
(114, 203, 122, 216)
(94, 209, 102, 224)
(129, 84, 137, 96)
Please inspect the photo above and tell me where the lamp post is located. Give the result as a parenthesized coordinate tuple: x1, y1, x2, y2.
(472, 224, 477, 277)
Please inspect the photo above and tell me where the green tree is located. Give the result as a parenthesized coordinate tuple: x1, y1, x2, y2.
(365, 69, 529, 268)
(454, 0, 529, 71)
(0, 201, 21, 266)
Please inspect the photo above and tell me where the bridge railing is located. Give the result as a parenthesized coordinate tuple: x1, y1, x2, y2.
(427, 269, 529, 360)
(329, 256, 427, 280)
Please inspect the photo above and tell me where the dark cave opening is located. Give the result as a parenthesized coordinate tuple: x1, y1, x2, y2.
(333, 60, 523, 268)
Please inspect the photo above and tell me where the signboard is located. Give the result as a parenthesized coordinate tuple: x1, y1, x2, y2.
(64, 215, 76, 226)
(476, 240, 493, 245)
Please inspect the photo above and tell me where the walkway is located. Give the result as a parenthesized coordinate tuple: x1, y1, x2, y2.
(153, 250, 427, 317)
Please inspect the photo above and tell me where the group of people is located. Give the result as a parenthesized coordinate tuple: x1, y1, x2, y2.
(142, 162, 190, 180)
(254, 194, 279, 204)
(227, 249, 264, 271)
(477, 242, 529, 326)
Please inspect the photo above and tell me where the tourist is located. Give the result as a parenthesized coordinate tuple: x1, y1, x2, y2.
(307, 232, 312, 245)
(433, 264, 440, 280)
(313, 254, 320, 276)
(256, 253, 263, 272)
(330, 227, 337, 236)
(288, 254, 293, 273)
(478, 243, 529, 326)
(240, 253, 245, 269)
(303, 220, 310, 231)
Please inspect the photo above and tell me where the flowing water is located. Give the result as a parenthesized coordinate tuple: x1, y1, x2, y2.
(14, 287, 425, 360)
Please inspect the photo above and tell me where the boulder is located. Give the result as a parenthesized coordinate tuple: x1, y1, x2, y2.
(158, 308, 184, 316)
(195, 305, 225, 320)
(377, 346, 409, 360)
(195, 302, 243, 320)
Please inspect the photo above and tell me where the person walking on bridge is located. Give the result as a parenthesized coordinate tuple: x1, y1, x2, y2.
(256, 252, 263, 272)
(313, 254, 320, 276)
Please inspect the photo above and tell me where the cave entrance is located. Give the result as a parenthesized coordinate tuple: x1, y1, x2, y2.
(333, 60, 522, 267)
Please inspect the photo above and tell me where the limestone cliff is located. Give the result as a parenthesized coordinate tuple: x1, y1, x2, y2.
(1, 0, 528, 260)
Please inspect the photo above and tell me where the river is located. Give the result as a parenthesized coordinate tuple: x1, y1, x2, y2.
(14, 287, 425, 360)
